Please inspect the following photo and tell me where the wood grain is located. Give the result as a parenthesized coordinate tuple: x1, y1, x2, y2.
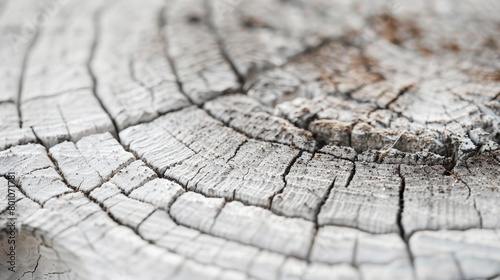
(0, 0, 499, 279)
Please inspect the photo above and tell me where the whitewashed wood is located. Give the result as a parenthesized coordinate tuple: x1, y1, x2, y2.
(182, 139, 298, 208)
(164, 0, 240, 104)
(210, 201, 315, 258)
(249, 251, 286, 280)
(1, 116, 498, 280)
(75, 132, 135, 181)
(138, 209, 178, 241)
(401, 164, 481, 236)
(22, 90, 115, 148)
(3, 114, 497, 280)
(123, 106, 306, 208)
(90, 182, 156, 230)
(121, 106, 247, 174)
(49, 141, 102, 193)
(245, 68, 302, 107)
(351, 122, 450, 155)
(208, 0, 302, 78)
(109, 160, 157, 194)
(318, 162, 401, 234)
(271, 152, 353, 221)
(410, 229, 500, 280)
(218, 270, 249, 280)
(212, 240, 260, 272)
(279, 257, 309, 280)
(129, 178, 185, 211)
(0, 0, 38, 150)
(310, 225, 415, 280)
(360, 259, 416, 280)
(0, 191, 186, 280)
(0, 180, 40, 228)
(0, 103, 36, 151)
(454, 150, 500, 228)
(141, 213, 271, 276)
(319, 145, 358, 161)
(88, 181, 122, 202)
(20, 1, 97, 101)
(1, 0, 499, 279)
(120, 119, 197, 174)
(208, 0, 353, 78)
(278, 258, 363, 280)
(176, 234, 228, 268)
(172, 260, 221, 280)
(0, 0, 36, 103)
(204, 94, 317, 151)
(0, 169, 264, 279)
(302, 263, 361, 280)
(170, 192, 225, 232)
(50, 134, 333, 277)
(0, 230, 65, 279)
(48, 132, 134, 196)
(0, 177, 11, 213)
(18, 0, 115, 148)
(276, 95, 375, 132)
(0, 144, 72, 204)
(245, 42, 382, 107)
(244, 19, 499, 157)
(358, 148, 452, 166)
(362, 38, 499, 156)
(91, 0, 190, 130)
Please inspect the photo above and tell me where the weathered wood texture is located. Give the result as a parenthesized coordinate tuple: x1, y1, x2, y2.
(0, 0, 499, 279)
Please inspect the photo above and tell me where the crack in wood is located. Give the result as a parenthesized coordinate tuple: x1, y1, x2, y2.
(396, 165, 416, 278)
(205, 0, 245, 88)
(87, 7, 120, 142)
(269, 149, 303, 209)
(16, 16, 40, 129)
(1, 0, 500, 278)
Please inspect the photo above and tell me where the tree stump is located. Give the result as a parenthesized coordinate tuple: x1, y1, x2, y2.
(1, 0, 499, 279)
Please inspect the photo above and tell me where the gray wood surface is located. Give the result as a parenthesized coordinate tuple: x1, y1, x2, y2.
(0, 0, 499, 279)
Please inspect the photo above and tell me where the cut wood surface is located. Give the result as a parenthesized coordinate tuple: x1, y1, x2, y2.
(0, 0, 499, 279)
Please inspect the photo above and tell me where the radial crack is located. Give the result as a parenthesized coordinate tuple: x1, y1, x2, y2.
(269, 149, 303, 209)
(87, 7, 121, 141)
(396, 164, 416, 277)
(17, 18, 40, 129)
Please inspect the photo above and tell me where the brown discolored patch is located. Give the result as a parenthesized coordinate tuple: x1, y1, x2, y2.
(349, 53, 378, 69)
(486, 71, 500, 82)
(370, 13, 402, 45)
(417, 44, 434, 56)
(369, 13, 424, 48)
(309, 119, 352, 146)
(443, 41, 461, 52)
(349, 54, 385, 82)
(464, 68, 500, 82)
(241, 15, 270, 29)
(405, 20, 422, 39)
(483, 36, 498, 50)
(315, 67, 336, 90)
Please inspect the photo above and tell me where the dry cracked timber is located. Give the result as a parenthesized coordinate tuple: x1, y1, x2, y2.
(0, 0, 499, 279)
